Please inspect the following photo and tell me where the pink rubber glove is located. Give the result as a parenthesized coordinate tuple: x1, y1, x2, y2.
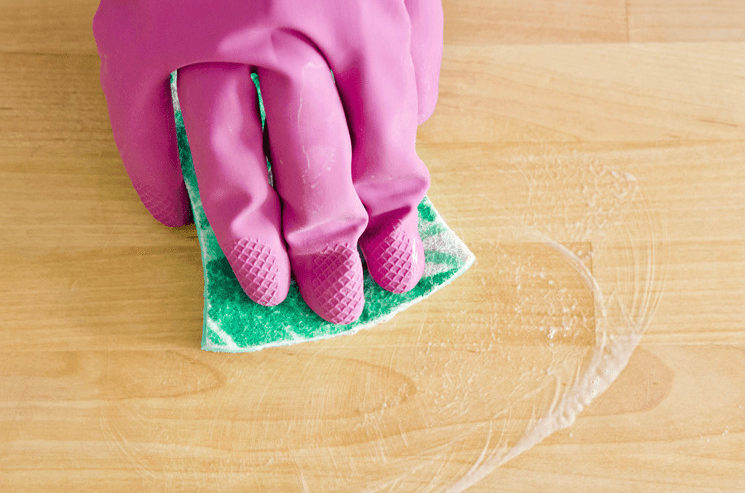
(92, 0, 443, 324)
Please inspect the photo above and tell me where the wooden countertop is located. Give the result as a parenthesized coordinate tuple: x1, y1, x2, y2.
(2, 1, 743, 490)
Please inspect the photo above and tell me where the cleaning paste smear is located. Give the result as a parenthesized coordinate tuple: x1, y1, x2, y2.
(442, 150, 667, 491)
(170, 73, 475, 352)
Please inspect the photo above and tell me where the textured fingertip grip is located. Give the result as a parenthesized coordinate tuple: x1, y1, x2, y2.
(133, 182, 193, 227)
(295, 244, 365, 325)
(227, 238, 287, 306)
(362, 225, 425, 294)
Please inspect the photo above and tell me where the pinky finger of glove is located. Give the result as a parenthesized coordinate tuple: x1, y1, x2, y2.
(99, 65, 192, 227)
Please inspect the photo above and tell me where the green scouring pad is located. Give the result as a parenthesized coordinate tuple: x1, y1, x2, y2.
(171, 73, 474, 352)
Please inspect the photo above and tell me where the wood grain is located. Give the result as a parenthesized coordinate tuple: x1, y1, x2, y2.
(628, 0, 745, 42)
(2, 0, 744, 491)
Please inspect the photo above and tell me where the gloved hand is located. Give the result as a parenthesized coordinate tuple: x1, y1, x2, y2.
(92, 0, 443, 324)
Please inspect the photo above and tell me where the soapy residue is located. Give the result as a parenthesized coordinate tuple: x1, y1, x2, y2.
(444, 151, 666, 490)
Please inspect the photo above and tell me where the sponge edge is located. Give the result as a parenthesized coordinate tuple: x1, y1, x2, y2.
(171, 72, 475, 353)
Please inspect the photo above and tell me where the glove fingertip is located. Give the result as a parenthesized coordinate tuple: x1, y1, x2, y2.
(361, 221, 425, 295)
(226, 237, 291, 307)
(133, 181, 193, 227)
